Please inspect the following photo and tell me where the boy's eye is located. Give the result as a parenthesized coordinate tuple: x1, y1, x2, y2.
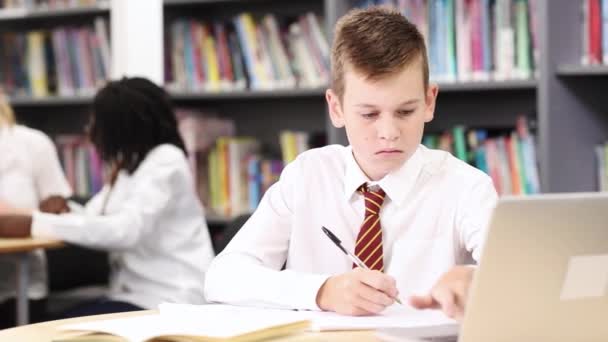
(397, 110, 414, 116)
(361, 112, 379, 119)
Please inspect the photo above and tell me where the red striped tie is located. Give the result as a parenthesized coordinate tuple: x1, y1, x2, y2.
(354, 184, 386, 272)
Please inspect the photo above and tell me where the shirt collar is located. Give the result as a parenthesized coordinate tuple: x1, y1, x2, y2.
(343, 145, 426, 206)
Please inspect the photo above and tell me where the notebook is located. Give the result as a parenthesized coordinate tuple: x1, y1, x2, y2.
(54, 305, 310, 342)
(55, 303, 455, 341)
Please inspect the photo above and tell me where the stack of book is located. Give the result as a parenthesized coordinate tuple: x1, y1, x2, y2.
(165, 12, 330, 92)
(423, 116, 540, 195)
(358, 0, 538, 82)
(0, 17, 111, 97)
(55, 135, 104, 198)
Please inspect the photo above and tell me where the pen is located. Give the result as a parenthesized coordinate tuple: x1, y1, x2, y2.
(321, 226, 402, 305)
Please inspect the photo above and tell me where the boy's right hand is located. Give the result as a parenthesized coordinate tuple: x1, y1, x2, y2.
(316, 267, 398, 316)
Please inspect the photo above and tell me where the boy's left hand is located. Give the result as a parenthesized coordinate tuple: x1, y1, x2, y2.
(409, 265, 475, 322)
(0, 215, 33, 238)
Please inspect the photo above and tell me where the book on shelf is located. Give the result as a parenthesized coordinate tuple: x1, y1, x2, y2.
(165, 11, 330, 93)
(595, 141, 608, 191)
(55, 134, 104, 198)
(357, 0, 537, 82)
(423, 116, 540, 196)
(0, 17, 110, 98)
(581, 0, 608, 65)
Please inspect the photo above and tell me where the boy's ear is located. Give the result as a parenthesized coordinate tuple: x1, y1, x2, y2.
(424, 84, 439, 123)
(326, 89, 345, 128)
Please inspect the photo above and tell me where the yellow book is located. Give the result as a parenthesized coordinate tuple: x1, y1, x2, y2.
(53, 305, 311, 342)
(204, 32, 221, 91)
(27, 31, 49, 98)
(216, 137, 230, 216)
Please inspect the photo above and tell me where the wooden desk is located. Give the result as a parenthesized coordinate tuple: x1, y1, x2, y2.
(0, 238, 63, 326)
(0, 310, 381, 342)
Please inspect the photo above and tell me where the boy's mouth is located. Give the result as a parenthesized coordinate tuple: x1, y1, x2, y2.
(376, 149, 403, 154)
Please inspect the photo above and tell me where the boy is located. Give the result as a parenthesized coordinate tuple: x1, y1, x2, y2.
(204, 7, 497, 321)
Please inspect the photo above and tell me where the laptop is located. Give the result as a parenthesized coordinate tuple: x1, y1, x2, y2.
(378, 193, 608, 342)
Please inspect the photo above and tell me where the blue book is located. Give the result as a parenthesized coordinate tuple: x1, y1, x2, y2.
(481, 0, 492, 74)
(429, 0, 440, 80)
(233, 16, 259, 89)
(248, 156, 261, 211)
(181, 21, 195, 91)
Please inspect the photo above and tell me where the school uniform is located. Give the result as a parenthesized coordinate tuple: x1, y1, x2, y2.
(32, 144, 215, 310)
(204, 144, 498, 310)
(0, 125, 72, 327)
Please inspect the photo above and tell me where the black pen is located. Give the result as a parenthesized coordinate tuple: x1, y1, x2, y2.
(322, 226, 402, 305)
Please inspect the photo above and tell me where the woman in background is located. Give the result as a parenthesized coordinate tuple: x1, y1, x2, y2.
(0, 91, 72, 328)
(0, 77, 215, 317)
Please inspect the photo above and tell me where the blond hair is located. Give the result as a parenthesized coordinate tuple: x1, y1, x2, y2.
(0, 91, 15, 126)
(331, 6, 429, 98)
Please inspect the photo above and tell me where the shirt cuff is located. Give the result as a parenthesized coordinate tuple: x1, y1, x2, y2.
(287, 271, 331, 311)
(31, 211, 58, 239)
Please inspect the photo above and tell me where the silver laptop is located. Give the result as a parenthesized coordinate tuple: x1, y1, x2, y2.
(379, 193, 608, 342)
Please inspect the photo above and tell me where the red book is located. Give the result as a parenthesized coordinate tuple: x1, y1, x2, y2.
(589, 0, 602, 64)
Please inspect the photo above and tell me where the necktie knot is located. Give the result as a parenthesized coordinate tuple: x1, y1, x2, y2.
(359, 183, 386, 215)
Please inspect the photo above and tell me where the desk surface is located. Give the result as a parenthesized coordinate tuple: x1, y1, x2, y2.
(0, 237, 63, 254)
(0, 310, 382, 342)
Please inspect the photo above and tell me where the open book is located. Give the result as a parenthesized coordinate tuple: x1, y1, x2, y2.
(55, 303, 456, 342)
(54, 305, 310, 342)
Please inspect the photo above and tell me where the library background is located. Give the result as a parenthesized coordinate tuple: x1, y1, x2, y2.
(1, 0, 607, 313)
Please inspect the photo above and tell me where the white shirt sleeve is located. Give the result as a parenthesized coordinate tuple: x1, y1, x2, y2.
(457, 175, 499, 263)
(30, 131, 72, 199)
(204, 159, 330, 311)
(31, 154, 177, 252)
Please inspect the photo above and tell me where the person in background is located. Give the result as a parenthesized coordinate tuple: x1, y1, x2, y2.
(0, 90, 72, 328)
(0, 77, 215, 318)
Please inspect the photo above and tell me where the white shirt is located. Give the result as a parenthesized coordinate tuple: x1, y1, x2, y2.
(0, 125, 72, 302)
(204, 144, 498, 310)
(32, 144, 215, 309)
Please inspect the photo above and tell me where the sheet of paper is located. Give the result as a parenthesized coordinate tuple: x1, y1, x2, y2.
(300, 304, 457, 331)
(159, 303, 457, 332)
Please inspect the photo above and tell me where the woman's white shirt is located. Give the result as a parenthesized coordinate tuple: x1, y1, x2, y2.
(31, 144, 214, 309)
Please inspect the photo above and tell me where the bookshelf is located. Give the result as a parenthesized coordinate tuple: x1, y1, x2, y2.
(538, 0, 608, 192)
(5, 0, 606, 224)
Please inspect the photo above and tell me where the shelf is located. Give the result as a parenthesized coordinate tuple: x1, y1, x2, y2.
(164, 0, 265, 6)
(556, 64, 608, 76)
(0, 4, 109, 21)
(170, 87, 326, 100)
(8, 95, 94, 107)
(436, 79, 537, 92)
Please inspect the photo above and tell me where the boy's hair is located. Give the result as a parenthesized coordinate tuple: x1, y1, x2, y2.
(0, 91, 16, 127)
(331, 6, 429, 99)
(89, 77, 186, 173)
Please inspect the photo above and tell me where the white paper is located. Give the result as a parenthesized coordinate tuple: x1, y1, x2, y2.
(300, 305, 457, 331)
(160, 303, 457, 332)
(60, 303, 457, 342)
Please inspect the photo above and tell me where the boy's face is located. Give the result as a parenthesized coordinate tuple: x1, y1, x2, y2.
(327, 58, 438, 181)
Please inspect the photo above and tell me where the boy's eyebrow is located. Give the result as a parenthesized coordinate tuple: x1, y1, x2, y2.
(355, 99, 420, 108)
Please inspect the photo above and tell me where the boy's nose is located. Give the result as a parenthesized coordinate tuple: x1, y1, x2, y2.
(377, 117, 400, 141)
